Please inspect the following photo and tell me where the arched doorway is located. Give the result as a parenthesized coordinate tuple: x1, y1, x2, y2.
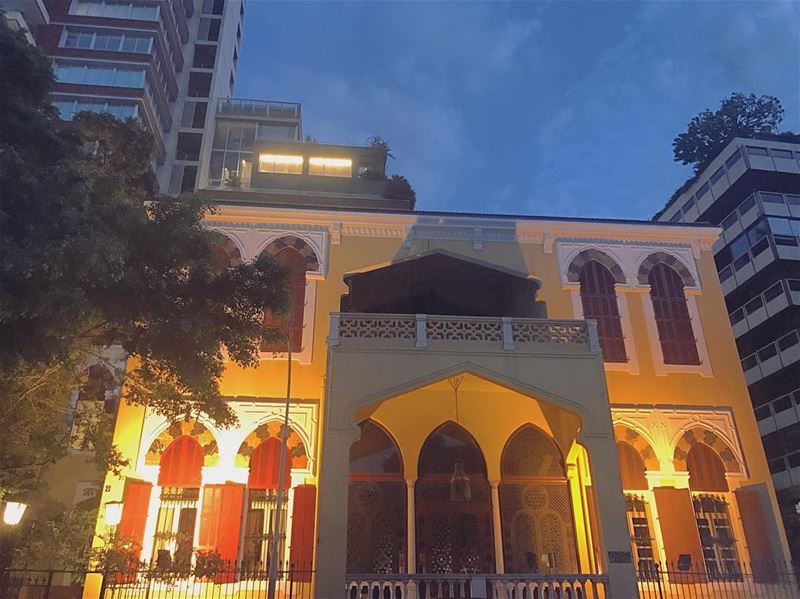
(616, 441, 658, 577)
(499, 425, 578, 573)
(242, 437, 293, 570)
(686, 443, 741, 579)
(415, 422, 494, 574)
(346, 420, 407, 573)
(153, 435, 204, 568)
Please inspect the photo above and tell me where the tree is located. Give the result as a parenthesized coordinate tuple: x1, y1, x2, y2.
(0, 19, 288, 511)
(673, 93, 785, 173)
(383, 174, 417, 209)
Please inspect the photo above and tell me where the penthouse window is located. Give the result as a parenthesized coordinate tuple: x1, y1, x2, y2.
(308, 157, 352, 177)
(258, 154, 303, 174)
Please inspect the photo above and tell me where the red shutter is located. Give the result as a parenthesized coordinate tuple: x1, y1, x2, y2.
(649, 264, 700, 365)
(118, 479, 152, 556)
(289, 484, 316, 581)
(248, 438, 292, 490)
(198, 483, 245, 582)
(263, 248, 306, 353)
(158, 436, 204, 487)
(653, 487, 706, 583)
(579, 261, 626, 362)
(735, 486, 779, 582)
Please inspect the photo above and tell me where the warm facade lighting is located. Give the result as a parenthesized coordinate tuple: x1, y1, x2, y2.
(104, 501, 124, 526)
(258, 154, 303, 174)
(308, 156, 352, 177)
(3, 502, 27, 526)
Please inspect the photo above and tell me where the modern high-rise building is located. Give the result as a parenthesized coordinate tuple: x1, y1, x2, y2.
(654, 136, 800, 562)
(5, 0, 246, 194)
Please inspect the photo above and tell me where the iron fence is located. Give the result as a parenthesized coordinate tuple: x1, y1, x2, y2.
(637, 561, 800, 599)
(1, 564, 314, 599)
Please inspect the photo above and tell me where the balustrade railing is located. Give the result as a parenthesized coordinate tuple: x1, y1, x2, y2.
(345, 573, 609, 599)
(329, 313, 598, 352)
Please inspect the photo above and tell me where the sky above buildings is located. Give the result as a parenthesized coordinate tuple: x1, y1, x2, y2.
(236, 1, 799, 219)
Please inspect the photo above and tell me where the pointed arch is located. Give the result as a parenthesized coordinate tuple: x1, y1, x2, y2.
(501, 424, 565, 478)
(346, 420, 406, 574)
(260, 234, 320, 272)
(235, 420, 308, 469)
(416, 421, 494, 573)
(418, 421, 487, 477)
(145, 419, 218, 466)
(210, 232, 243, 267)
(566, 249, 625, 284)
(637, 251, 695, 287)
(499, 424, 578, 573)
(673, 426, 740, 474)
(248, 437, 292, 489)
(614, 424, 659, 470)
(349, 419, 403, 477)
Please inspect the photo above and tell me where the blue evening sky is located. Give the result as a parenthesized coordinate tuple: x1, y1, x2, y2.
(235, 1, 800, 220)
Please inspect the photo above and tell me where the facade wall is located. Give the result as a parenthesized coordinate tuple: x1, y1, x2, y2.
(92, 204, 791, 597)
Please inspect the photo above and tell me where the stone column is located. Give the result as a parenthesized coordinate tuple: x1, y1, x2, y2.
(580, 432, 639, 598)
(490, 481, 504, 574)
(315, 427, 358, 598)
(406, 479, 416, 574)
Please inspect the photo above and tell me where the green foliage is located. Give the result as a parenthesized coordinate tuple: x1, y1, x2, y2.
(11, 499, 100, 571)
(0, 16, 289, 511)
(673, 93, 785, 173)
(88, 533, 147, 573)
(383, 174, 417, 208)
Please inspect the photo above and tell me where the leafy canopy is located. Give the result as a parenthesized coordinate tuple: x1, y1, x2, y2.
(672, 93, 784, 173)
(0, 20, 289, 502)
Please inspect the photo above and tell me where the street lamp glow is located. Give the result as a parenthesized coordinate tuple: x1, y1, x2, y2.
(104, 501, 124, 526)
(3, 502, 27, 525)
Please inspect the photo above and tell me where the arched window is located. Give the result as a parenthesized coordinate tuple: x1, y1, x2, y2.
(649, 263, 700, 365)
(346, 420, 406, 574)
(263, 247, 307, 353)
(243, 438, 292, 570)
(617, 442, 648, 491)
(579, 261, 626, 362)
(500, 425, 577, 574)
(686, 443, 740, 579)
(154, 436, 204, 567)
(416, 422, 494, 574)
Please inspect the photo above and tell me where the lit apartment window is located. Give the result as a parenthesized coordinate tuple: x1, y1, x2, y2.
(258, 153, 303, 174)
(308, 157, 352, 177)
(69, 0, 159, 21)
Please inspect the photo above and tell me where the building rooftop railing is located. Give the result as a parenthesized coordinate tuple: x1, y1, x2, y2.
(217, 98, 301, 120)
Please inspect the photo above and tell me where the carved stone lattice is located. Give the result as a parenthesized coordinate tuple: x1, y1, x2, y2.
(346, 481, 406, 574)
(500, 482, 578, 574)
(512, 322, 588, 344)
(427, 319, 502, 341)
(338, 316, 416, 340)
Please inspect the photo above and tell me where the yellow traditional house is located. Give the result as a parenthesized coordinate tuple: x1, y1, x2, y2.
(89, 123, 795, 599)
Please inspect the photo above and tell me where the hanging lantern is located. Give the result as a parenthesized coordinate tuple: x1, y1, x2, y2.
(450, 458, 472, 502)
